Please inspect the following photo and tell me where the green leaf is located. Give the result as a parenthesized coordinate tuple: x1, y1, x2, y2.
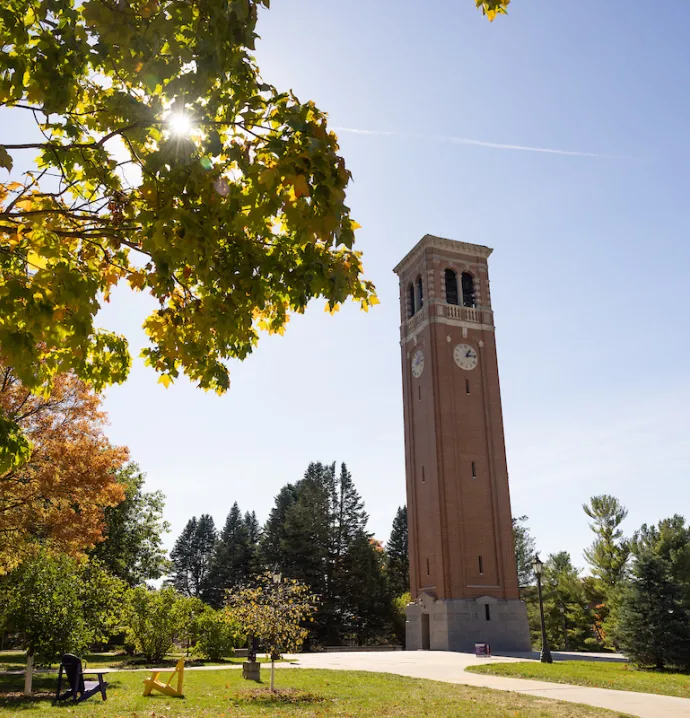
(0, 146, 13, 172)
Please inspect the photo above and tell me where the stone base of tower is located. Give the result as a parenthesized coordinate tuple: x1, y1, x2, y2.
(405, 595, 531, 653)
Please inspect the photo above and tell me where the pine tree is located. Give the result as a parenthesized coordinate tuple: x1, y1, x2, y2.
(169, 517, 198, 596)
(616, 550, 690, 670)
(386, 506, 409, 598)
(332, 463, 368, 555)
(281, 463, 333, 630)
(632, 515, 690, 608)
(341, 532, 393, 644)
(260, 461, 394, 646)
(542, 552, 596, 651)
(169, 514, 217, 599)
(244, 511, 261, 545)
(244, 510, 261, 576)
(327, 463, 370, 644)
(258, 484, 298, 569)
(205, 503, 252, 607)
(583, 495, 630, 588)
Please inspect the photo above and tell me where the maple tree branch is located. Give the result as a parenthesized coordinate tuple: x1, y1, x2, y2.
(2, 123, 141, 152)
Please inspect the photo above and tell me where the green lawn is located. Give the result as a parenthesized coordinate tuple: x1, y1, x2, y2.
(0, 667, 633, 717)
(0, 651, 277, 672)
(466, 660, 690, 699)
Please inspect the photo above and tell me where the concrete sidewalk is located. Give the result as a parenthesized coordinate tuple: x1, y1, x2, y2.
(280, 651, 690, 718)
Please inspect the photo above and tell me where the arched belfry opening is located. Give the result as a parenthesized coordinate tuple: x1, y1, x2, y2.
(416, 276, 424, 309)
(461, 272, 476, 308)
(408, 283, 416, 317)
(445, 269, 459, 305)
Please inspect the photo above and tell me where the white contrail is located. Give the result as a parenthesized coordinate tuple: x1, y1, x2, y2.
(331, 126, 629, 159)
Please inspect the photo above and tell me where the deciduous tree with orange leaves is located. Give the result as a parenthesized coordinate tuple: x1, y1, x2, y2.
(0, 365, 127, 573)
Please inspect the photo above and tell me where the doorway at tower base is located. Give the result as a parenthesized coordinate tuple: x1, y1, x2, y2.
(405, 592, 532, 652)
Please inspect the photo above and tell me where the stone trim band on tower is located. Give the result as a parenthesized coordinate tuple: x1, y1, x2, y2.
(393, 234, 493, 275)
(394, 235, 531, 653)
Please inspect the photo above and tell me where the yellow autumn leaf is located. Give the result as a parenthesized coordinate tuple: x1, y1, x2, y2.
(291, 175, 309, 198)
(26, 250, 47, 269)
(158, 374, 173, 388)
(350, 221, 362, 230)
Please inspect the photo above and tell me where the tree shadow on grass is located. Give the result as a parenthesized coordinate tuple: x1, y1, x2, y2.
(231, 688, 326, 706)
(0, 674, 124, 710)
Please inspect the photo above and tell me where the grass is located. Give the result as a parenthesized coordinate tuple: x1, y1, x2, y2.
(0, 667, 634, 717)
(466, 660, 690, 699)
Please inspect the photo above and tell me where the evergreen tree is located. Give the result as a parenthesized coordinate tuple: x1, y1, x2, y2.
(258, 484, 298, 569)
(280, 463, 334, 640)
(244, 511, 261, 545)
(169, 514, 217, 599)
(513, 515, 537, 589)
(244, 510, 262, 576)
(341, 533, 393, 644)
(583, 495, 630, 589)
(616, 549, 690, 670)
(386, 506, 409, 597)
(331, 463, 368, 555)
(542, 552, 596, 651)
(632, 515, 690, 608)
(260, 461, 396, 646)
(205, 503, 252, 607)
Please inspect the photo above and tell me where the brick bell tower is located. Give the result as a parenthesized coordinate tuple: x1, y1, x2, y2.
(393, 235, 530, 652)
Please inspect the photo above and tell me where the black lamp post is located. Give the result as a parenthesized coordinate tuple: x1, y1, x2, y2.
(269, 569, 282, 691)
(532, 554, 553, 664)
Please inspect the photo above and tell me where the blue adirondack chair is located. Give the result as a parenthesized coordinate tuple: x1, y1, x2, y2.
(55, 654, 108, 703)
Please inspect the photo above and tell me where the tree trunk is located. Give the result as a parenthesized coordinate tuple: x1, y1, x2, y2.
(270, 659, 275, 691)
(24, 653, 33, 696)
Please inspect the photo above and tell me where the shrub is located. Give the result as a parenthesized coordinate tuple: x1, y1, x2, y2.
(124, 586, 182, 663)
(3, 552, 125, 665)
(392, 592, 411, 647)
(192, 607, 241, 661)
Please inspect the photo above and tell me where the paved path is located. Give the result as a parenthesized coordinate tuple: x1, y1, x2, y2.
(278, 651, 690, 718)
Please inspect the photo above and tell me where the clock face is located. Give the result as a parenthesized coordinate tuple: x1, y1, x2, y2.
(453, 343, 478, 371)
(411, 349, 425, 378)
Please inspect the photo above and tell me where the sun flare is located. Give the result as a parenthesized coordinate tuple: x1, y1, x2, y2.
(168, 112, 193, 137)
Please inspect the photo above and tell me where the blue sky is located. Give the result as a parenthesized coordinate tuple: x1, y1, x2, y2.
(7, 0, 690, 571)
